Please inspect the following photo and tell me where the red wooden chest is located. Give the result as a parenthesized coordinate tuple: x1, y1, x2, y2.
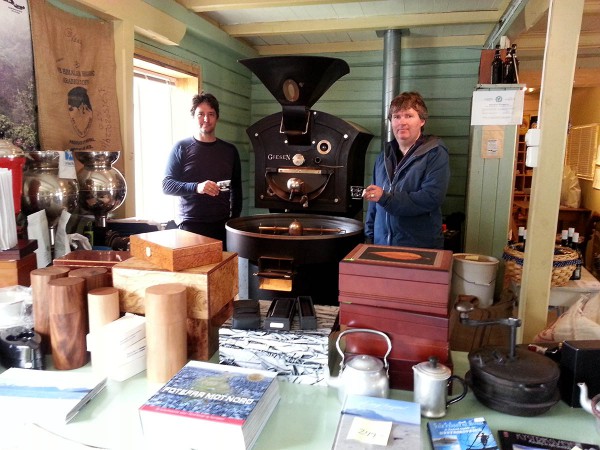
(340, 321, 449, 364)
(339, 244, 453, 316)
(339, 302, 449, 362)
(339, 302, 449, 342)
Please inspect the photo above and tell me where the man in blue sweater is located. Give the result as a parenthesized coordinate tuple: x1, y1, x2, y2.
(363, 92, 450, 249)
(162, 93, 242, 249)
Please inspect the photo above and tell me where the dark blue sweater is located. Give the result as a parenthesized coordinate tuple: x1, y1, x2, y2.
(162, 137, 242, 223)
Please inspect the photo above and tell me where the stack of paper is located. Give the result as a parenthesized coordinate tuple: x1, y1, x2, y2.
(0, 168, 17, 250)
(87, 313, 147, 381)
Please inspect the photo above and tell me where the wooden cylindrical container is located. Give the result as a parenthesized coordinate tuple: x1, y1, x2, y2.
(30, 266, 70, 354)
(69, 267, 110, 292)
(87, 286, 120, 333)
(48, 276, 89, 370)
(145, 283, 188, 383)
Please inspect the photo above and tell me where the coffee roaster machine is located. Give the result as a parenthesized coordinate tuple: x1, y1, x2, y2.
(226, 56, 373, 305)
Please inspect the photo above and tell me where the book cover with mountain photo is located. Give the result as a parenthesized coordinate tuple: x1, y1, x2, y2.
(0, 368, 107, 425)
(139, 360, 280, 450)
(331, 394, 421, 449)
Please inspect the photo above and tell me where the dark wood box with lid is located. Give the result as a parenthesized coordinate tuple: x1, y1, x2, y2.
(339, 244, 453, 316)
(339, 303, 449, 362)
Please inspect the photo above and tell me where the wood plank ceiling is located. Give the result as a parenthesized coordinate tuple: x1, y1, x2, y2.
(175, 0, 600, 89)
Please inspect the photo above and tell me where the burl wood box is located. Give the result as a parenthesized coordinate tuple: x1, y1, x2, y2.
(189, 301, 233, 361)
(339, 244, 453, 316)
(112, 252, 238, 321)
(129, 229, 222, 272)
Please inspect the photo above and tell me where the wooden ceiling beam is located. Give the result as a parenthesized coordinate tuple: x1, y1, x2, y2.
(517, 31, 600, 52)
(224, 11, 500, 37)
(176, 0, 364, 12)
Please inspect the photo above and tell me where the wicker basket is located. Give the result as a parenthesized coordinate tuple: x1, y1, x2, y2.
(502, 244, 580, 287)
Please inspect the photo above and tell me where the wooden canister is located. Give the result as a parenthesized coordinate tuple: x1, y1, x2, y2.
(30, 266, 70, 354)
(145, 283, 188, 383)
(87, 286, 120, 333)
(48, 276, 89, 370)
(69, 267, 110, 292)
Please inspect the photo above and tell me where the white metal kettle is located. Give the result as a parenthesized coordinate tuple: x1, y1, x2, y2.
(327, 328, 392, 402)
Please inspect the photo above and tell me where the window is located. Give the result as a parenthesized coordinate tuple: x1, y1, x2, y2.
(132, 55, 199, 223)
(565, 123, 600, 181)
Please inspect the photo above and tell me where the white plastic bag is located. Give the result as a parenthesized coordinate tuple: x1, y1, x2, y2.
(535, 292, 600, 342)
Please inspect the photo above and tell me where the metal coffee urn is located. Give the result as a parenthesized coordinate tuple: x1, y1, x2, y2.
(226, 56, 373, 305)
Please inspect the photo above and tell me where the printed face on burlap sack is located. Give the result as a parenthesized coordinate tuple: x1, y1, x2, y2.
(67, 86, 94, 138)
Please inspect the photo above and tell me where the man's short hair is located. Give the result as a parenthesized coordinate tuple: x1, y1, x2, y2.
(387, 92, 428, 121)
(191, 92, 220, 118)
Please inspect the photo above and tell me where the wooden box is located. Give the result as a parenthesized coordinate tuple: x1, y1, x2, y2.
(189, 300, 233, 361)
(339, 302, 449, 342)
(112, 252, 238, 321)
(339, 244, 453, 316)
(341, 325, 449, 365)
(0, 240, 37, 261)
(129, 229, 222, 272)
(53, 250, 131, 284)
(0, 252, 37, 288)
(53, 250, 131, 270)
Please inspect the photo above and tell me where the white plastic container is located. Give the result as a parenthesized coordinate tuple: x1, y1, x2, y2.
(451, 253, 499, 308)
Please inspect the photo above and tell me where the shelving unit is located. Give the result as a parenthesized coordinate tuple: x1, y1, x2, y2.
(513, 134, 533, 202)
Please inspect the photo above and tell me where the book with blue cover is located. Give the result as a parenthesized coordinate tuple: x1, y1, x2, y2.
(331, 394, 421, 449)
(428, 417, 499, 450)
(0, 367, 107, 424)
(139, 360, 280, 450)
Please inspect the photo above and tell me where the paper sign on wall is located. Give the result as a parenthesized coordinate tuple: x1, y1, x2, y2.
(471, 90, 524, 126)
(481, 126, 505, 159)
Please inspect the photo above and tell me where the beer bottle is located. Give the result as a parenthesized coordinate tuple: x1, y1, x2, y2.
(571, 231, 582, 280)
(491, 45, 503, 84)
(503, 46, 516, 84)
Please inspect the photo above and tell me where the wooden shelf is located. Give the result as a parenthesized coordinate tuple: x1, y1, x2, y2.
(513, 136, 532, 202)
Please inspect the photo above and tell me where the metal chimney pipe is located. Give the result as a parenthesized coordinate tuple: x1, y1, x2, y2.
(381, 29, 402, 143)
